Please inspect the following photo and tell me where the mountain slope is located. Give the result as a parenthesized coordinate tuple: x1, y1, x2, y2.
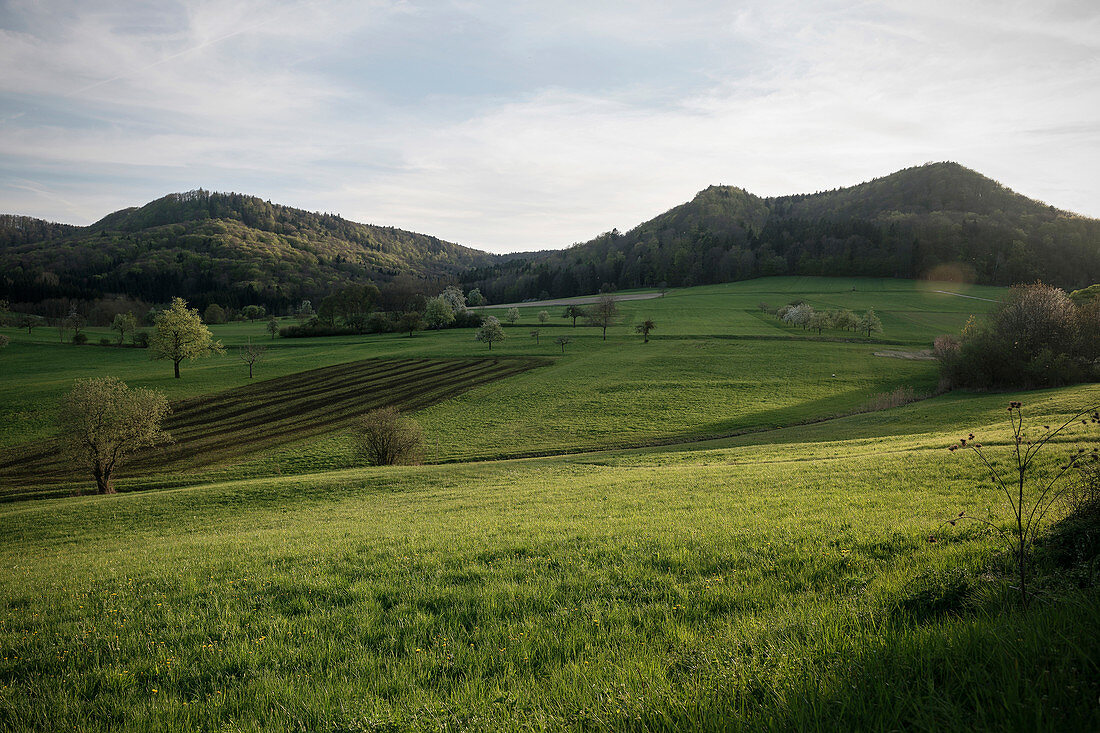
(0, 190, 496, 309)
(464, 163, 1100, 301)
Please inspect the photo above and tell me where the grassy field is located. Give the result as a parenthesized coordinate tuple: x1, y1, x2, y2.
(0, 357, 545, 499)
(1, 385, 1098, 730)
(3, 276, 1097, 730)
(0, 277, 998, 475)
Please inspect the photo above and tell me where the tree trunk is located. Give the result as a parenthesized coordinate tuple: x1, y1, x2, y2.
(174, 359, 181, 379)
(94, 465, 115, 494)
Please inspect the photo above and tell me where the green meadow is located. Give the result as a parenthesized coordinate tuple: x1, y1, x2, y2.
(2, 277, 1098, 731)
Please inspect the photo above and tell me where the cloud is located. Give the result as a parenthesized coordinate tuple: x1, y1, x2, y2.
(1, 0, 1098, 251)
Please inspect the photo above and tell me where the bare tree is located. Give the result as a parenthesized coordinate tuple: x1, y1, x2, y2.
(58, 377, 172, 494)
(554, 336, 571, 353)
(586, 295, 620, 340)
(64, 307, 85, 344)
(238, 339, 266, 378)
(354, 406, 422, 466)
(530, 329, 541, 345)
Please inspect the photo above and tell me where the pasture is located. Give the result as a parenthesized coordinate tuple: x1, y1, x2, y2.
(2, 277, 1097, 731)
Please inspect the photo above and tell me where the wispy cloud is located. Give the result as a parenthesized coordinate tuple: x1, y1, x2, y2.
(1, 0, 1098, 251)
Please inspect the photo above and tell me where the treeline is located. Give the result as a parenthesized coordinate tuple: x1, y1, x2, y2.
(0, 215, 79, 247)
(0, 191, 496, 311)
(279, 285, 486, 338)
(462, 163, 1100, 302)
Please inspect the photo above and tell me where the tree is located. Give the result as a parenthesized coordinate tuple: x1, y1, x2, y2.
(858, 308, 883, 337)
(586, 295, 620, 341)
(424, 296, 455, 329)
(834, 309, 859, 332)
(238, 339, 266, 378)
(441, 286, 467, 316)
(530, 329, 541, 345)
(150, 297, 224, 378)
(476, 315, 506, 350)
(635, 319, 655, 343)
(398, 311, 425, 337)
(554, 336, 571, 353)
(58, 377, 171, 494)
(467, 288, 485, 307)
(506, 307, 520, 324)
(242, 305, 266, 322)
(319, 284, 380, 327)
(17, 313, 43, 335)
(354, 406, 422, 466)
(266, 317, 279, 340)
(537, 310, 550, 324)
(64, 307, 85, 343)
(808, 311, 831, 334)
(203, 304, 226, 324)
(297, 299, 314, 320)
(563, 305, 586, 327)
(0, 333, 8, 349)
(111, 312, 137, 345)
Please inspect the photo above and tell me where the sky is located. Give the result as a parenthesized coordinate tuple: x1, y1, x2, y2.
(1, 0, 1098, 253)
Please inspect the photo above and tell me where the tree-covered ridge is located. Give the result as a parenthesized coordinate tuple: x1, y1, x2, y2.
(0, 190, 496, 311)
(0, 215, 79, 247)
(464, 162, 1100, 302)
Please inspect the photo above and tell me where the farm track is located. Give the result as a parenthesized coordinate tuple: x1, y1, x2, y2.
(0, 357, 544, 493)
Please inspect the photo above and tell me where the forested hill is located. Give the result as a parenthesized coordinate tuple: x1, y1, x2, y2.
(462, 162, 1100, 302)
(0, 190, 496, 311)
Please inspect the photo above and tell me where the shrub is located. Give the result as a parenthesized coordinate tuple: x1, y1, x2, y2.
(858, 386, 921, 412)
(133, 331, 150, 348)
(453, 310, 484, 329)
(947, 401, 1099, 605)
(940, 283, 1099, 389)
(354, 407, 422, 466)
(279, 323, 358, 338)
(72, 332, 88, 345)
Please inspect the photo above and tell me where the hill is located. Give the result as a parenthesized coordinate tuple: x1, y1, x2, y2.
(463, 162, 1100, 301)
(0, 190, 497, 311)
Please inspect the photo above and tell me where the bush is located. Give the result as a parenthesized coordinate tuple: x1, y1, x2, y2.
(368, 312, 397, 333)
(99, 337, 111, 346)
(858, 386, 922, 412)
(453, 310, 484, 329)
(938, 283, 1099, 389)
(279, 323, 358, 338)
(72, 332, 88, 345)
(353, 407, 422, 466)
(134, 331, 150, 348)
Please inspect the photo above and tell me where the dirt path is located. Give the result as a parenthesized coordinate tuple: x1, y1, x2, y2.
(932, 290, 998, 302)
